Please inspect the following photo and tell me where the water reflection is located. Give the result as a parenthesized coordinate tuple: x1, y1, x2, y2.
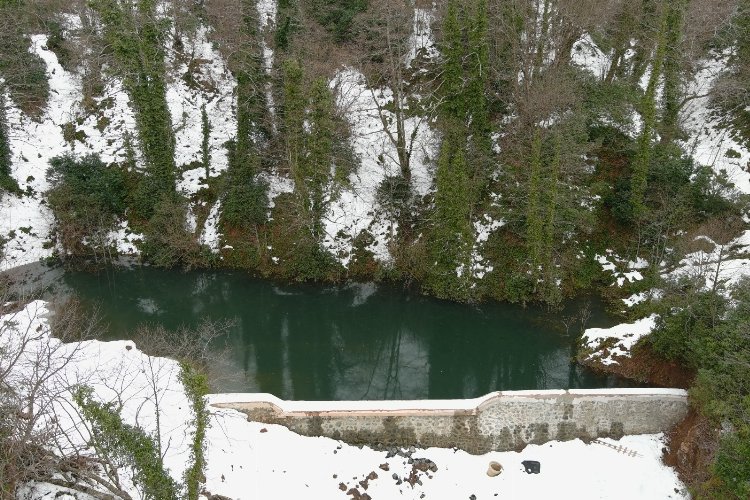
(58, 268, 635, 400)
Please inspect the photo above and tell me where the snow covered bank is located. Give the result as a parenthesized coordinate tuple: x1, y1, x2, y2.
(205, 411, 688, 500)
(4, 300, 689, 499)
(581, 315, 658, 366)
(3, 300, 193, 498)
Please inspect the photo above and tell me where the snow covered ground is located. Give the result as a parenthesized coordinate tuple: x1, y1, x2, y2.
(581, 315, 658, 366)
(324, 68, 437, 267)
(3, 300, 688, 500)
(205, 411, 687, 500)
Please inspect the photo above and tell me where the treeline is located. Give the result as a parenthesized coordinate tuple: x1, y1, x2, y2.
(1, 0, 747, 305)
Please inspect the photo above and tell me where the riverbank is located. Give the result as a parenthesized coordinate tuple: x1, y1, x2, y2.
(2, 299, 689, 499)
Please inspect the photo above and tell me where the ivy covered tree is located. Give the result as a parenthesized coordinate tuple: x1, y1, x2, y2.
(89, 0, 176, 220)
(0, 92, 19, 193)
(426, 0, 491, 299)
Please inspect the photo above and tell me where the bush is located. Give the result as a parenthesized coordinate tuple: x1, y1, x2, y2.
(46, 154, 127, 257)
(656, 277, 750, 499)
(141, 196, 206, 269)
(649, 276, 728, 367)
(221, 177, 269, 230)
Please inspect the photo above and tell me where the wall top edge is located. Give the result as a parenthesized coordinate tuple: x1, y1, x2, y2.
(208, 388, 688, 414)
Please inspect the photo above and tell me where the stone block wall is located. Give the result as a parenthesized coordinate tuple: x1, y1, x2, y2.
(211, 389, 688, 454)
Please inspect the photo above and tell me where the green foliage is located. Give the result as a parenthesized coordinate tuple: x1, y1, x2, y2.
(711, 429, 750, 499)
(281, 60, 344, 241)
(526, 130, 544, 272)
(141, 196, 206, 268)
(90, 0, 176, 216)
(48, 154, 126, 214)
(630, 6, 669, 218)
(0, 19, 49, 116)
(73, 386, 179, 500)
(426, 126, 472, 300)
(179, 362, 209, 500)
(649, 277, 728, 367)
(46, 154, 127, 257)
(221, 179, 268, 230)
(0, 94, 19, 193)
(689, 278, 750, 498)
(309, 0, 367, 42)
(221, 5, 269, 234)
(376, 174, 411, 220)
(274, 0, 299, 51)
(659, 0, 686, 143)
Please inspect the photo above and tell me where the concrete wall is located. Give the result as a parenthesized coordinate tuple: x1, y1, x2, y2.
(210, 389, 689, 454)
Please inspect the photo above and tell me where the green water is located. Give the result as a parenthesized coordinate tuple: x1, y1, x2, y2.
(57, 268, 633, 400)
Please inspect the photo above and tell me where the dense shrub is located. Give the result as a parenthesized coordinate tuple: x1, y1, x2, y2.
(46, 154, 126, 257)
(652, 277, 750, 498)
(140, 196, 206, 269)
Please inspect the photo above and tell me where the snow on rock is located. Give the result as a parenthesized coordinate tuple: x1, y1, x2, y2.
(107, 220, 143, 256)
(2, 36, 75, 270)
(471, 213, 505, 281)
(666, 234, 750, 293)
(204, 408, 687, 500)
(324, 68, 436, 267)
(1, 27, 150, 267)
(681, 51, 750, 195)
(261, 171, 295, 212)
(257, 0, 277, 29)
(571, 34, 611, 80)
(258, 0, 277, 125)
(582, 315, 657, 366)
(622, 291, 649, 308)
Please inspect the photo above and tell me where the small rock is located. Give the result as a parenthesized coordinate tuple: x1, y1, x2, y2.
(260, 428, 267, 433)
(392, 473, 399, 481)
(339, 483, 347, 491)
(379, 463, 390, 471)
(469, 495, 477, 500)
(367, 471, 378, 480)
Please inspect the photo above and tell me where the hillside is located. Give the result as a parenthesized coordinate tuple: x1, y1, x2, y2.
(1, 0, 750, 497)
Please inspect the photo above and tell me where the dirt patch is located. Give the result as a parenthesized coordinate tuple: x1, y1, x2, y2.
(664, 408, 720, 493)
(582, 342, 695, 388)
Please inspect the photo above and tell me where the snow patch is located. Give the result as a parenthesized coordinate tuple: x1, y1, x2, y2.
(200, 200, 222, 252)
(582, 315, 657, 366)
(681, 52, 750, 194)
(324, 68, 436, 267)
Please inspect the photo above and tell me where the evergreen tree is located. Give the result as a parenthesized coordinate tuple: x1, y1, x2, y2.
(427, 123, 472, 299)
(90, 0, 176, 219)
(0, 91, 19, 193)
(630, 5, 669, 218)
(659, 0, 686, 144)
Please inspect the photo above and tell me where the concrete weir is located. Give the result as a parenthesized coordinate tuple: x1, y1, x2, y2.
(210, 388, 689, 454)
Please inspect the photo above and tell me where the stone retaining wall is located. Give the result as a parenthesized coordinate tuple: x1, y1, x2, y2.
(210, 389, 688, 454)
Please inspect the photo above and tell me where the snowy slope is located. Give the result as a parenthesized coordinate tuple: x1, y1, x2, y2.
(4, 300, 688, 500)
